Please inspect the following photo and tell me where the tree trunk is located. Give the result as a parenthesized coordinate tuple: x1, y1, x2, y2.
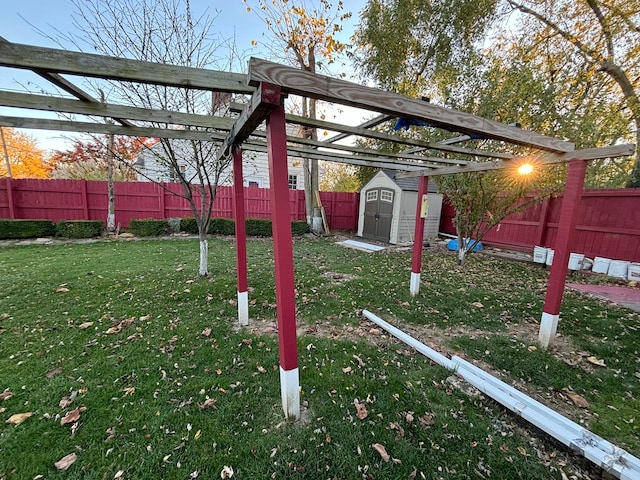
(199, 231, 208, 277)
(456, 229, 466, 266)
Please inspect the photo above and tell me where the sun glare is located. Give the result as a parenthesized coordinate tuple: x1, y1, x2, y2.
(518, 163, 534, 175)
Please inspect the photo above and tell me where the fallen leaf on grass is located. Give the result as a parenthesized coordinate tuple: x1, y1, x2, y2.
(220, 465, 234, 478)
(56, 287, 70, 293)
(59, 391, 77, 409)
(372, 443, 390, 462)
(471, 302, 484, 308)
(54, 452, 77, 471)
(6, 412, 32, 425)
(201, 328, 212, 337)
(353, 354, 365, 367)
(561, 388, 590, 408)
(587, 356, 606, 367)
(0, 391, 13, 401)
(354, 400, 368, 420)
(419, 414, 434, 427)
(517, 446, 529, 457)
(46, 367, 63, 378)
(61, 408, 81, 426)
(78, 322, 94, 329)
(342, 366, 352, 374)
(198, 398, 217, 410)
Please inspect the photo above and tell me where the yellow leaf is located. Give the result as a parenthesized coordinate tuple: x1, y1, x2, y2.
(6, 412, 32, 425)
(194, 429, 202, 440)
(587, 356, 606, 367)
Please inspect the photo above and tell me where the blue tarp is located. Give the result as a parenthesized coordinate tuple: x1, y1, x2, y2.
(447, 238, 483, 252)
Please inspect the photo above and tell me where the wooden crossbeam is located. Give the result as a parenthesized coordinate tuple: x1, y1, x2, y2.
(0, 91, 235, 131)
(396, 144, 636, 178)
(248, 58, 575, 153)
(0, 42, 254, 94)
(0, 115, 226, 142)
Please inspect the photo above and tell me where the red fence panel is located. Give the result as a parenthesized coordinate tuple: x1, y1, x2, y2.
(439, 189, 640, 262)
(0, 178, 358, 231)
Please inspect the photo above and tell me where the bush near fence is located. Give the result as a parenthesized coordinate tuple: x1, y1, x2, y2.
(56, 220, 104, 239)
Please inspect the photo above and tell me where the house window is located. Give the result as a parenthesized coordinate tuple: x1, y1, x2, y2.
(288, 174, 298, 190)
(380, 190, 394, 203)
(366, 190, 378, 202)
(248, 181, 260, 188)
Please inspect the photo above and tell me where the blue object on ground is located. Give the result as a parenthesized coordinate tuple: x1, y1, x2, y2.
(447, 238, 483, 252)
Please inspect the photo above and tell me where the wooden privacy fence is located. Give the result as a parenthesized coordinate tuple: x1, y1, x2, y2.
(440, 189, 640, 262)
(0, 178, 359, 231)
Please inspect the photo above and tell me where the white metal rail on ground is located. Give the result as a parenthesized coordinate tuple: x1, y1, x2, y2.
(362, 309, 640, 480)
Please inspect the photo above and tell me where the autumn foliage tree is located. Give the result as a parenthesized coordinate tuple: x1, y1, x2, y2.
(0, 127, 50, 178)
(246, 0, 352, 227)
(50, 135, 148, 181)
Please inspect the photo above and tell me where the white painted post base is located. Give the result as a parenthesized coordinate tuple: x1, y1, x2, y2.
(279, 366, 300, 421)
(539, 312, 559, 349)
(409, 271, 421, 296)
(237, 291, 249, 326)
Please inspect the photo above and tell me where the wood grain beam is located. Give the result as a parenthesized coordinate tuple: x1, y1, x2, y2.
(0, 116, 226, 142)
(396, 144, 636, 178)
(248, 58, 575, 153)
(0, 36, 135, 128)
(0, 42, 254, 94)
(0, 91, 235, 131)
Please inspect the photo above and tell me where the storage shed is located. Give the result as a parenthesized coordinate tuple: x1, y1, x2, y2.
(357, 170, 443, 244)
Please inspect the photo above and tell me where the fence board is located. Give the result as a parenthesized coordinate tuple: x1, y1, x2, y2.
(0, 178, 358, 231)
(439, 189, 640, 262)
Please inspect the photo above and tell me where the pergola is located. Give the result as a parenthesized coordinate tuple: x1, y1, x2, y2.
(0, 40, 634, 420)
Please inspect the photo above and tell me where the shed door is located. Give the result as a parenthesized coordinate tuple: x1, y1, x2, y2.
(363, 188, 394, 242)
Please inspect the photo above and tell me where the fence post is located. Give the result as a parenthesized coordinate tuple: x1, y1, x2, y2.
(159, 182, 166, 219)
(5, 177, 15, 219)
(81, 180, 89, 220)
(535, 197, 551, 246)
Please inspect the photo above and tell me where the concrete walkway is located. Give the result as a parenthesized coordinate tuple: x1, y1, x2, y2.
(567, 283, 640, 313)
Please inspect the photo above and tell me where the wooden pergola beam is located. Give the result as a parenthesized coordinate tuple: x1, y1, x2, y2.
(0, 91, 235, 131)
(248, 58, 575, 153)
(0, 115, 226, 142)
(0, 42, 254, 94)
(395, 144, 636, 178)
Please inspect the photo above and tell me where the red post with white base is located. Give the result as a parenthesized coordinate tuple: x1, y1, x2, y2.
(410, 176, 429, 296)
(266, 100, 300, 420)
(539, 159, 587, 348)
(232, 147, 249, 326)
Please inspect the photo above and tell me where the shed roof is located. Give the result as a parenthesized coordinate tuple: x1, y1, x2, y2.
(379, 169, 439, 193)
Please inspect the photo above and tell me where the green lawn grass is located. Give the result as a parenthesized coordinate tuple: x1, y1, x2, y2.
(0, 237, 638, 479)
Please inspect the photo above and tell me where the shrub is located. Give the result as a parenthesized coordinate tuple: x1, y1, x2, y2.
(56, 220, 104, 239)
(129, 219, 168, 237)
(245, 218, 272, 237)
(209, 217, 235, 235)
(167, 217, 182, 234)
(180, 217, 198, 234)
(0, 219, 56, 239)
(291, 220, 310, 236)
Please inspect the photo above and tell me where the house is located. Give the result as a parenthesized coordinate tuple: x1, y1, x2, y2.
(357, 169, 443, 244)
(135, 138, 307, 190)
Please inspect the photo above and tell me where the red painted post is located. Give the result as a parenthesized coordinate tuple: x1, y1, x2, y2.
(410, 176, 429, 295)
(267, 99, 300, 420)
(539, 159, 587, 348)
(232, 147, 249, 327)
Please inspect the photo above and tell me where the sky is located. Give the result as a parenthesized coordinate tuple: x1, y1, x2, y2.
(0, 0, 369, 152)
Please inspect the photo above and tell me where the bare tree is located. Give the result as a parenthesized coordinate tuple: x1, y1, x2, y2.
(63, 0, 237, 276)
